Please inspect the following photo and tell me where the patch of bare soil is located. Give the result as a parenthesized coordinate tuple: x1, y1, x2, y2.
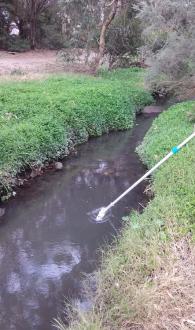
(0, 50, 91, 80)
(0, 50, 63, 74)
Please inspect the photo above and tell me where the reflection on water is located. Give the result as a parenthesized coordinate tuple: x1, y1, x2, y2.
(0, 115, 154, 330)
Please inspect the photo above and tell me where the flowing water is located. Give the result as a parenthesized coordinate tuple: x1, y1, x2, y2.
(0, 114, 155, 330)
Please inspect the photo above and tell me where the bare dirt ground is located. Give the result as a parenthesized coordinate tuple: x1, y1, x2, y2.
(0, 50, 65, 76)
(0, 50, 91, 81)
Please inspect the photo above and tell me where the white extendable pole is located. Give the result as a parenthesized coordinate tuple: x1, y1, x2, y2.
(96, 130, 195, 221)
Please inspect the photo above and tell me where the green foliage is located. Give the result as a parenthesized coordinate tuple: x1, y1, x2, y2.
(0, 68, 152, 195)
(106, 1, 142, 64)
(137, 100, 195, 233)
(187, 106, 195, 123)
(6, 36, 30, 52)
(0, 0, 64, 51)
(36, 3, 65, 49)
(136, 0, 195, 96)
(137, 101, 195, 167)
(58, 0, 101, 49)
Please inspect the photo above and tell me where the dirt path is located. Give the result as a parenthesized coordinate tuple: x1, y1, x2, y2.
(0, 50, 66, 77)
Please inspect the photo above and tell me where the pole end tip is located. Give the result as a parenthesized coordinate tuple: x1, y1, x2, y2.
(96, 207, 107, 222)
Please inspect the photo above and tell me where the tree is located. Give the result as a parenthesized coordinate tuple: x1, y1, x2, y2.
(106, 0, 142, 67)
(59, 0, 103, 48)
(12, 0, 57, 49)
(0, 1, 16, 49)
(59, 0, 143, 69)
(95, 0, 120, 71)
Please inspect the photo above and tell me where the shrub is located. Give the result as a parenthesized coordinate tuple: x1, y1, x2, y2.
(6, 36, 31, 52)
(136, 0, 195, 96)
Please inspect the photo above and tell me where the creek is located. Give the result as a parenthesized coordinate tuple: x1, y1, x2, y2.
(0, 114, 156, 330)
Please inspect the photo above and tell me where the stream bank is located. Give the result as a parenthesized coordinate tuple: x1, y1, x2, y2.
(0, 68, 152, 201)
(65, 100, 195, 330)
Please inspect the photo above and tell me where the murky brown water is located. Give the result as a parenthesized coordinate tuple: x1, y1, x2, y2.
(0, 114, 155, 330)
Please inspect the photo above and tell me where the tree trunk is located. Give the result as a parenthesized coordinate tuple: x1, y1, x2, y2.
(95, 0, 120, 72)
(30, 1, 36, 50)
(18, 19, 28, 39)
(30, 19, 36, 49)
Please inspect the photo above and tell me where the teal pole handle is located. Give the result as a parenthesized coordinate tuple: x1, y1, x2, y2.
(172, 146, 180, 154)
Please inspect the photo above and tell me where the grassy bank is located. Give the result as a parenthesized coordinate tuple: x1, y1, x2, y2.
(0, 68, 152, 198)
(58, 100, 195, 330)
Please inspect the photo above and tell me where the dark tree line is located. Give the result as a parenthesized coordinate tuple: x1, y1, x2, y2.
(0, 0, 141, 59)
(0, 0, 63, 50)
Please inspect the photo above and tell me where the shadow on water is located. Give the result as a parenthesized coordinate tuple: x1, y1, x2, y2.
(0, 114, 156, 330)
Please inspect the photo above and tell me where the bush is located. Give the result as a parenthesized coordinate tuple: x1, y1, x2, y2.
(7, 36, 30, 52)
(136, 0, 195, 96)
(0, 68, 153, 196)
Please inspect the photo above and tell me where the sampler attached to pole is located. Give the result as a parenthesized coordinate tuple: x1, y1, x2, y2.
(96, 129, 195, 222)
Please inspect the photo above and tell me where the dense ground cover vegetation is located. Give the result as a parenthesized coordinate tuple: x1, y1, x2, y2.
(59, 100, 195, 330)
(0, 68, 152, 198)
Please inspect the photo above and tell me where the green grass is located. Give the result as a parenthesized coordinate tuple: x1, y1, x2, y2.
(59, 100, 195, 330)
(0, 68, 152, 197)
